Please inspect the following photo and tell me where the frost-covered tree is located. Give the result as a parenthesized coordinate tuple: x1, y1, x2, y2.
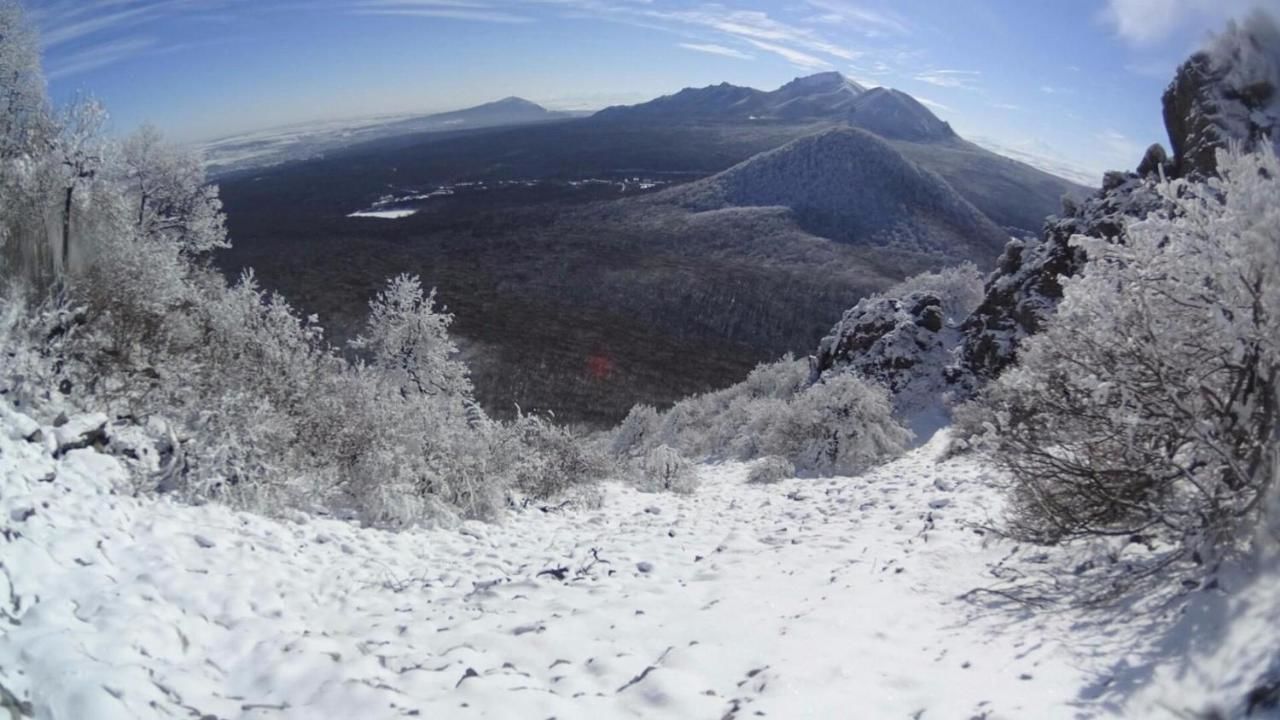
(970, 147, 1279, 562)
(52, 97, 110, 274)
(0, 0, 54, 284)
(352, 273, 470, 399)
(0, 0, 47, 159)
(120, 124, 228, 256)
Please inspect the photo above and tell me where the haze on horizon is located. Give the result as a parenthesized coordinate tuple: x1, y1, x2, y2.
(27, 0, 1269, 183)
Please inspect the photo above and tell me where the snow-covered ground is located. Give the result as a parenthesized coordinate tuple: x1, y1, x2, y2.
(347, 209, 420, 220)
(1, 404, 1275, 719)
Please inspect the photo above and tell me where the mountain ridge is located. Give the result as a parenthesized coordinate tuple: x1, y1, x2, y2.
(593, 72, 956, 143)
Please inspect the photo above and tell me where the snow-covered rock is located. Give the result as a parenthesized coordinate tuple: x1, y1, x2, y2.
(50, 412, 109, 456)
(0, 404, 41, 442)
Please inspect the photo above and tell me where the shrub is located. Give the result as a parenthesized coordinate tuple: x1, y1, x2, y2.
(504, 412, 604, 501)
(747, 456, 794, 484)
(640, 445, 699, 494)
(971, 148, 1280, 572)
(608, 356, 908, 478)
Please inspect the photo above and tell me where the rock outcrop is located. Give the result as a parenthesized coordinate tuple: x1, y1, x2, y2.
(810, 292, 946, 396)
(951, 174, 1166, 385)
(949, 9, 1279, 389)
(1162, 10, 1280, 178)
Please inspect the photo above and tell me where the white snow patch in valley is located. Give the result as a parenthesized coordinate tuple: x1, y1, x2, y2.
(347, 209, 419, 219)
(0, 406, 1275, 719)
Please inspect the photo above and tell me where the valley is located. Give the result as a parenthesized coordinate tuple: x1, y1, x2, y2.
(215, 74, 1090, 426)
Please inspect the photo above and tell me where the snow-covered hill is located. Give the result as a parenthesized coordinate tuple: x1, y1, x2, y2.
(1, 402, 1274, 719)
(663, 127, 1009, 262)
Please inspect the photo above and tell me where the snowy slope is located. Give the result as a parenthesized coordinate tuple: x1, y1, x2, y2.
(1, 405, 1276, 719)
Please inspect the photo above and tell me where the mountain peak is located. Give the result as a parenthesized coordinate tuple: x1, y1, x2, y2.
(778, 71, 867, 95)
(847, 87, 955, 142)
(487, 96, 547, 111)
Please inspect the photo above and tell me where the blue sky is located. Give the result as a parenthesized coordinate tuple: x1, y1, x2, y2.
(28, 0, 1273, 183)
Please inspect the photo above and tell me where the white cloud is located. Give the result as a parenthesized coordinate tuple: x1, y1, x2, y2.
(914, 69, 980, 89)
(1100, 0, 1259, 45)
(1039, 84, 1075, 94)
(968, 134, 1101, 186)
(47, 36, 157, 80)
(915, 96, 951, 113)
(352, 7, 534, 22)
(803, 0, 910, 36)
(678, 42, 754, 60)
(638, 7, 861, 64)
(743, 39, 832, 69)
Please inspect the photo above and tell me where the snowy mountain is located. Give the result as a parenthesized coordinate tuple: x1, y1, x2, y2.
(663, 127, 1007, 262)
(595, 71, 954, 142)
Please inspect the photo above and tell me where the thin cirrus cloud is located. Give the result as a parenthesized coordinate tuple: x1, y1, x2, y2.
(802, 0, 909, 36)
(35, 0, 871, 78)
(914, 96, 952, 113)
(913, 69, 981, 89)
(47, 36, 158, 80)
(677, 43, 754, 60)
(742, 38, 831, 69)
(634, 7, 863, 66)
(349, 0, 534, 23)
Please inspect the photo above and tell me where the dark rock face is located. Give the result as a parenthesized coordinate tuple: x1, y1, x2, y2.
(1163, 53, 1220, 178)
(810, 292, 946, 395)
(951, 174, 1166, 386)
(1136, 143, 1171, 177)
(1162, 12, 1280, 178)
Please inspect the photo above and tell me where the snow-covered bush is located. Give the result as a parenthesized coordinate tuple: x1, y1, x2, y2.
(758, 374, 910, 476)
(610, 355, 907, 477)
(876, 262, 984, 325)
(640, 445, 699, 494)
(747, 456, 795, 484)
(610, 403, 660, 458)
(503, 412, 606, 501)
(970, 148, 1279, 569)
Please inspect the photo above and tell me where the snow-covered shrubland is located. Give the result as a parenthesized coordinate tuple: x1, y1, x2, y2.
(0, 4, 597, 525)
(610, 357, 909, 478)
(958, 147, 1280, 598)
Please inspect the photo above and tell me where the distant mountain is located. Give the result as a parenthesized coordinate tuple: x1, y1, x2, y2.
(662, 127, 1005, 262)
(399, 96, 558, 127)
(200, 97, 582, 177)
(595, 72, 955, 142)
